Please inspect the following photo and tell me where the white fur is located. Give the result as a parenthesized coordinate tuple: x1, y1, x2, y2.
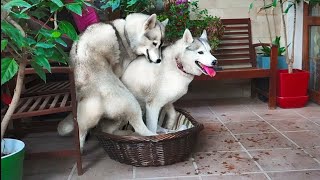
(121, 29, 217, 133)
(57, 13, 168, 151)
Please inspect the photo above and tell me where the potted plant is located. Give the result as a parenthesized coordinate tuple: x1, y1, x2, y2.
(1, 1, 82, 179)
(250, 0, 319, 108)
(157, 0, 224, 49)
(257, 36, 287, 69)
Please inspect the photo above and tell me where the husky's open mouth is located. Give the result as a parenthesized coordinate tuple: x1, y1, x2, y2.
(195, 61, 216, 77)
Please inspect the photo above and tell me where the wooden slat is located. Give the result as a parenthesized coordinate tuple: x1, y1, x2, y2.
(213, 53, 250, 58)
(17, 98, 34, 113)
(54, 81, 69, 90)
(26, 83, 43, 92)
(25, 150, 77, 159)
(224, 26, 249, 30)
(217, 59, 251, 65)
(49, 94, 61, 109)
(12, 106, 72, 119)
(27, 97, 42, 112)
(221, 37, 249, 41)
(219, 43, 250, 47)
(60, 93, 70, 107)
(215, 48, 250, 53)
(197, 68, 270, 80)
(46, 82, 65, 91)
(223, 31, 249, 35)
(221, 18, 250, 24)
(39, 96, 51, 110)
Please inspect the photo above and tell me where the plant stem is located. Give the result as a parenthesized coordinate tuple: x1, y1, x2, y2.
(263, 0, 273, 44)
(279, 0, 291, 73)
(1, 16, 27, 140)
(1, 59, 27, 140)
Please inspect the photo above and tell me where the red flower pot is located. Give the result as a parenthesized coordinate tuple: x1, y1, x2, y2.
(277, 69, 310, 108)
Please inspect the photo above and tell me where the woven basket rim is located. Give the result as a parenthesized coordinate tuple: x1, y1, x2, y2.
(93, 108, 204, 143)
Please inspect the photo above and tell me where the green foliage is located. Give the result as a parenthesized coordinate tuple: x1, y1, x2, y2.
(261, 36, 286, 56)
(1, 0, 83, 85)
(99, 0, 156, 17)
(158, 0, 224, 50)
(1, 58, 19, 85)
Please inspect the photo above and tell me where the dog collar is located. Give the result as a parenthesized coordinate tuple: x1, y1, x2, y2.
(175, 58, 193, 76)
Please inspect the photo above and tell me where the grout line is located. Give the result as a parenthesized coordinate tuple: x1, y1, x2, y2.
(249, 107, 320, 165)
(191, 156, 200, 175)
(264, 168, 320, 173)
(208, 106, 272, 180)
(134, 175, 200, 180)
(232, 130, 316, 135)
(133, 166, 136, 179)
(199, 171, 266, 177)
(293, 110, 320, 126)
(67, 163, 77, 180)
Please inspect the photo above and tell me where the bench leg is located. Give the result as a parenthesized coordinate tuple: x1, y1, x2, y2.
(268, 73, 277, 110)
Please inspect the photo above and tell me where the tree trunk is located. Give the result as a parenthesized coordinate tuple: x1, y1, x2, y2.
(1, 60, 27, 140)
(263, 0, 273, 44)
(279, 0, 290, 73)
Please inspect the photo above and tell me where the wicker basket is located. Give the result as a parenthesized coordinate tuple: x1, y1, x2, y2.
(94, 108, 203, 166)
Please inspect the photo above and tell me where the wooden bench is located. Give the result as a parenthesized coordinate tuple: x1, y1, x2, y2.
(196, 18, 278, 109)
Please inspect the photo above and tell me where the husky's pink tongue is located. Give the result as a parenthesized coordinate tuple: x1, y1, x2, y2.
(201, 65, 216, 77)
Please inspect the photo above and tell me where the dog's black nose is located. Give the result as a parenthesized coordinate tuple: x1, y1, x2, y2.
(212, 61, 217, 66)
(156, 59, 161, 63)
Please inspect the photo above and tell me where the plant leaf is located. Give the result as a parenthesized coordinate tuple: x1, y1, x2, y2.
(284, 3, 294, 13)
(1, 58, 19, 85)
(3, 0, 32, 11)
(11, 12, 30, 19)
(35, 55, 51, 73)
(58, 21, 78, 41)
(127, 0, 138, 7)
(35, 42, 55, 48)
(51, 31, 62, 38)
(1, 21, 26, 48)
(55, 38, 67, 47)
(272, 0, 277, 7)
(51, 0, 63, 7)
(1, 39, 8, 52)
(65, 3, 82, 16)
(30, 61, 46, 82)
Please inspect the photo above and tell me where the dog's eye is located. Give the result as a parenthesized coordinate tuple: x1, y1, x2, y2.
(198, 51, 204, 54)
(153, 42, 157, 46)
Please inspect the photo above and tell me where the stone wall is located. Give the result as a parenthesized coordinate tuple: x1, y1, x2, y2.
(198, 0, 283, 45)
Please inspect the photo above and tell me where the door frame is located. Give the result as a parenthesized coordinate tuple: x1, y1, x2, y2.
(303, 2, 320, 104)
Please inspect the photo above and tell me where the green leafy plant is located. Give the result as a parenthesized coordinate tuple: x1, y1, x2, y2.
(261, 36, 286, 56)
(99, 0, 157, 17)
(157, 0, 224, 50)
(1, 0, 86, 140)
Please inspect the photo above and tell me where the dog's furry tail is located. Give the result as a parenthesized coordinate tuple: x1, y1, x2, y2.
(57, 113, 74, 136)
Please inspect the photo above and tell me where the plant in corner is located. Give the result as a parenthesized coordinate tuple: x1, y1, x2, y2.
(1, 0, 82, 179)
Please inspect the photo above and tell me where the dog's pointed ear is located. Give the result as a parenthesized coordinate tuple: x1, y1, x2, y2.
(200, 30, 208, 40)
(161, 18, 169, 27)
(143, 14, 157, 30)
(183, 29, 193, 44)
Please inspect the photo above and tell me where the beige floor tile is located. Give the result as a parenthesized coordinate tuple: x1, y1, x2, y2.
(184, 106, 219, 123)
(215, 111, 262, 123)
(268, 118, 320, 132)
(250, 149, 320, 171)
(285, 131, 320, 148)
(268, 170, 320, 180)
(225, 121, 276, 134)
(200, 122, 230, 136)
(254, 109, 298, 120)
(295, 107, 320, 119)
(309, 118, 320, 125)
(305, 147, 320, 160)
(135, 158, 196, 178)
(194, 152, 260, 175)
(136, 177, 199, 180)
(196, 135, 243, 152)
(235, 133, 295, 150)
(201, 173, 268, 180)
(24, 173, 69, 180)
(71, 157, 133, 180)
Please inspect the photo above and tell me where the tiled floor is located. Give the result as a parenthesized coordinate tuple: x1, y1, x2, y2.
(23, 98, 320, 180)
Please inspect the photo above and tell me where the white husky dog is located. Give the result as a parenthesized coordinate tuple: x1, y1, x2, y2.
(121, 29, 217, 133)
(57, 13, 168, 150)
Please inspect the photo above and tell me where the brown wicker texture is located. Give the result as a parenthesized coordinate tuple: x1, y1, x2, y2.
(94, 108, 203, 167)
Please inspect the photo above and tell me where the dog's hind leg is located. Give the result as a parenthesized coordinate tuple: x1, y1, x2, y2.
(163, 103, 177, 130)
(77, 97, 103, 152)
(146, 103, 162, 133)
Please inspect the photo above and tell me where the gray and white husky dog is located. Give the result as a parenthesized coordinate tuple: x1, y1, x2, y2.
(57, 13, 168, 151)
(121, 29, 217, 133)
